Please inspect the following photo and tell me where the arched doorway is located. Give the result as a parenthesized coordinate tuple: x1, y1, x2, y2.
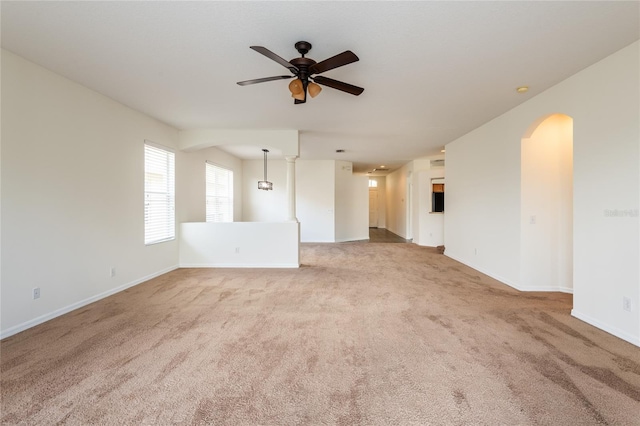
(521, 114, 574, 292)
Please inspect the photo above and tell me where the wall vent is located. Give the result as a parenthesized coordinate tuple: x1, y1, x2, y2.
(430, 159, 445, 168)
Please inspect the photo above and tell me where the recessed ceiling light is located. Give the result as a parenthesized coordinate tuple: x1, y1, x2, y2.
(516, 86, 529, 93)
(380, 165, 385, 168)
(441, 149, 446, 153)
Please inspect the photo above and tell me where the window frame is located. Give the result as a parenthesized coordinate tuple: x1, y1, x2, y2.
(206, 161, 234, 223)
(144, 141, 176, 245)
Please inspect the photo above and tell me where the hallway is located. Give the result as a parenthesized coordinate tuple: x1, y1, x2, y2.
(368, 228, 410, 243)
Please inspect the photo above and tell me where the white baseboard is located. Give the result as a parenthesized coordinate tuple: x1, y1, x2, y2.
(414, 242, 445, 248)
(572, 309, 640, 347)
(519, 286, 573, 294)
(445, 253, 520, 290)
(445, 253, 573, 294)
(180, 263, 299, 268)
(0, 265, 179, 340)
(509, 283, 573, 294)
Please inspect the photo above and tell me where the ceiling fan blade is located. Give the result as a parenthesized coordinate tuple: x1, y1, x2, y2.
(309, 50, 359, 75)
(312, 76, 364, 96)
(250, 46, 298, 72)
(237, 75, 293, 86)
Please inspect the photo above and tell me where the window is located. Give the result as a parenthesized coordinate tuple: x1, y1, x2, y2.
(369, 179, 378, 188)
(206, 162, 234, 222)
(144, 142, 175, 244)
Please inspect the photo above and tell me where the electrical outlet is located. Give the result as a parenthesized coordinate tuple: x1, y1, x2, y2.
(235, 247, 240, 254)
(474, 248, 477, 255)
(110, 267, 116, 278)
(530, 215, 537, 225)
(33, 287, 40, 300)
(623, 297, 632, 312)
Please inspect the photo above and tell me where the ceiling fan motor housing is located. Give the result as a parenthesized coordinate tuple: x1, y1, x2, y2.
(290, 57, 316, 83)
(294, 41, 312, 56)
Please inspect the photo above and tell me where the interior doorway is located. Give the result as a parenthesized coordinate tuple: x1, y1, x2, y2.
(369, 189, 378, 227)
(406, 178, 413, 240)
(521, 113, 573, 293)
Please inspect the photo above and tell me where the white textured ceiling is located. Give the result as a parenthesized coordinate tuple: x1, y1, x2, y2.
(2, 1, 638, 173)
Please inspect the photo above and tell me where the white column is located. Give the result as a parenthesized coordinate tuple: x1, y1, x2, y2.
(285, 156, 298, 222)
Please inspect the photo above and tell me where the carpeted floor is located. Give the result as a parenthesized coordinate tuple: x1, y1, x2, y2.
(367, 228, 409, 243)
(1, 243, 639, 425)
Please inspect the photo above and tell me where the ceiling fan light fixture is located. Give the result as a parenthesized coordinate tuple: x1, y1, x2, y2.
(308, 82, 322, 98)
(239, 42, 364, 105)
(288, 79, 304, 95)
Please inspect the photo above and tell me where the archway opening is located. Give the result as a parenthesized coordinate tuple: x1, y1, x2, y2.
(521, 113, 574, 293)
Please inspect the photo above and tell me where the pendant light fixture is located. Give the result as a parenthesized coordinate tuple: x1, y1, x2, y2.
(258, 149, 273, 190)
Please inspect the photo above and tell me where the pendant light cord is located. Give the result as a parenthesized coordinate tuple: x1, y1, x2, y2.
(263, 149, 269, 181)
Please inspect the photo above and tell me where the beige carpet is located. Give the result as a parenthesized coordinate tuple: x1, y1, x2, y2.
(1, 243, 639, 425)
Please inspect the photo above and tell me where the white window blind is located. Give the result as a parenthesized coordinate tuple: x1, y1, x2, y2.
(206, 162, 233, 222)
(144, 143, 175, 244)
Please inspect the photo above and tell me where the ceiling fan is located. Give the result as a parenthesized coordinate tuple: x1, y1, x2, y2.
(237, 41, 364, 104)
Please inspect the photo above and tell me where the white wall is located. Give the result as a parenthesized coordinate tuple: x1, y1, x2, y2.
(1, 50, 180, 337)
(242, 159, 367, 243)
(445, 41, 639, 346)
(386, 163, 412, 238)
(445, 119, 522, 287)
(384, 157, 446, 246)
(180, 222, 299, 268)
(335, 161, 369, 242)
(411, 156, 446, 247)
(178, 146, 243, 223)
(520, 114, 573, 292)
(416, 171, 446, 247)
(242, 159, 287, 222)
(296, 160, 335, 242)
